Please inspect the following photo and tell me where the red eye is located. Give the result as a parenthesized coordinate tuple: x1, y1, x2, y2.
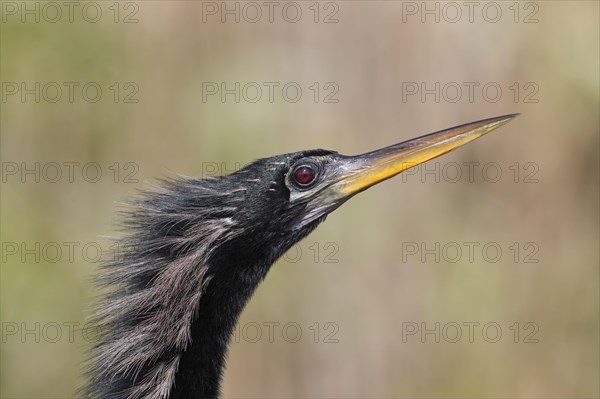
(293, 165, 315, 186)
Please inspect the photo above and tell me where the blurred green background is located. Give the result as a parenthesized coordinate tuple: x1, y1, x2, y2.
(1, 1, 598, 398)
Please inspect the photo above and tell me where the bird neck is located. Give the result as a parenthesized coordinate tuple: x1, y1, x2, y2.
(170, 249, 274, 398)
(85, 176, 322, 399)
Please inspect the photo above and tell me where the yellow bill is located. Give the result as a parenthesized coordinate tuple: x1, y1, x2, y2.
(333, 114, 518, 196)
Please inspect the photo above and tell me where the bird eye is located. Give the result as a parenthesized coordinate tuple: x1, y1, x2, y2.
(293, 165, 316, 186)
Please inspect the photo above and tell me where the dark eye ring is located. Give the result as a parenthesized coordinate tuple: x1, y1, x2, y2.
(293, 164, 317, 187)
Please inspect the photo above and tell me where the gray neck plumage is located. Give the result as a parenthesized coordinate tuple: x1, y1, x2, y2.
(84, 220, 243, 399)
(83, 178, 307, 399)
(81, 175, 247, 398)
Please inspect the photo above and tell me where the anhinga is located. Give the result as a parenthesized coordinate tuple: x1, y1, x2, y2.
(83, 114, 517, 399)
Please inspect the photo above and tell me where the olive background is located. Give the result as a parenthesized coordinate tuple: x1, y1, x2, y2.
(1, 1, 598, 398)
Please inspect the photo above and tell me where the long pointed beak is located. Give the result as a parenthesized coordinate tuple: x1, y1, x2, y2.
(289, 114, 518, 229)
(332, 114, 518, 197)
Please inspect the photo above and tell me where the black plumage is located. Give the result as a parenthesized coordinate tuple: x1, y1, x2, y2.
(83, 115, 516, 398)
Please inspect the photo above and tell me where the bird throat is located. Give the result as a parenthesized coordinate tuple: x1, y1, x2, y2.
(170, 239, 282, 398)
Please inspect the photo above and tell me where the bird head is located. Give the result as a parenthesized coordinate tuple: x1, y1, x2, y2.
(84, 114, 517, 399)
(229, 114, 518, 250)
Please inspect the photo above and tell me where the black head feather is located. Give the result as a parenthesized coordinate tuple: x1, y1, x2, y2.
(83, 149, 338, 399)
